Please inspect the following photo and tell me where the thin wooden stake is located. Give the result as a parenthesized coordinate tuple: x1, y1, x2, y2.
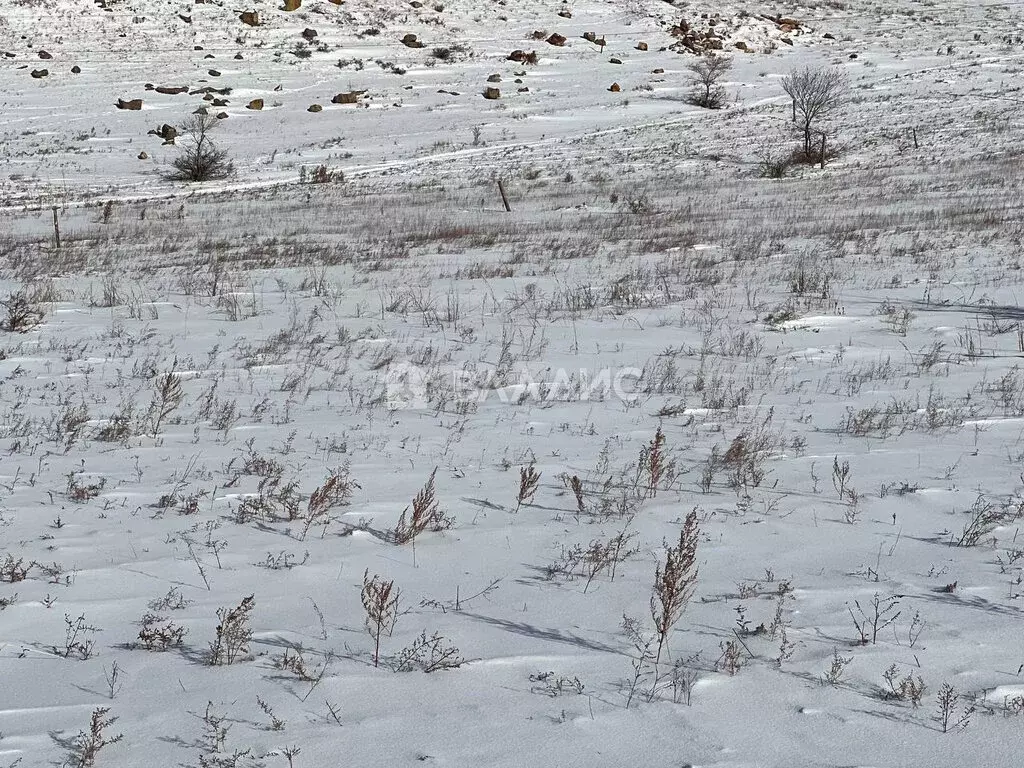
(52, 206, 61, 251)
(497, 178, 511, 212)
(912, 126, 919, 149)
(820, 134, 826, 169)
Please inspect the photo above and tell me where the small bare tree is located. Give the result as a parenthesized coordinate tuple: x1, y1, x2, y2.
(686, 55, 732, 109)
(781, 65, 847, 155)
(168, 114, 234, 182)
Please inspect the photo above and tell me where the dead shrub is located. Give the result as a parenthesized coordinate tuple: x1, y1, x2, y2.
(208, 595, 255, 665)
(392, 467, 453, 544)
(1, 290, 45, 332)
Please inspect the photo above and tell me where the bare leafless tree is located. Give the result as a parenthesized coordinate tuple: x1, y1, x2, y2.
(168, 114, 234, 182)
(686, 55, 732, 109)
(781, 65, 847, 154)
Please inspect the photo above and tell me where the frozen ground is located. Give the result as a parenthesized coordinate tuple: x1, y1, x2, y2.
(4, 1, 1024, 767)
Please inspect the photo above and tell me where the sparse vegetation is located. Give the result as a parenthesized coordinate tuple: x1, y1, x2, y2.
(2, 11, 1024, 763)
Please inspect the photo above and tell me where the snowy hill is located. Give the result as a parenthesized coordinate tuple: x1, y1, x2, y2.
(4, 0, 846, 202)
(3, 2, 1024, 768)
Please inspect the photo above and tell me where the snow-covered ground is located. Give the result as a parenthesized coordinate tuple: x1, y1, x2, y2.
(4, 1, 1024, 767)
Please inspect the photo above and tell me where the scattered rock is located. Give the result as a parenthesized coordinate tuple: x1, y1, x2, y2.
(307, 104, 322, 112)
(401, 33, 424, 48)
(508, 49, 538, 64)
(652, 68, 664, 74)
(483, 86, 500, 99)
(216, 112, 228, 119)
(636, 41, 648, 51)
(849, 52, 858, 59)
(780, 37, 793, 45)
(487, 73, 501, 83)
(410, 0, 423, 6)
(823, 32, 835, 40)
(30, 69, 48, 78)
(155, 85, 188, 95)
(116, 98, 143, 110)
(38, 50, 52, 60)
(240, 10, 260, 26)
(180, 14, 192, 23)
(608, 82, 620, 92)
(148, 123, 178, 142)
(609, 57, 622, 64)
(246, 98, 264, 110)
(282, 0, 301, 10)
(208, 69, 221, 76)
(517, 87, 529, 92)
(302, 28, 318, 41)
(734, 41, 748, 51)
(558, 9, 572, 18)
(212, 98, 229, 107)
(547, 33, 567, 46)
(138, 151, 148, 160)
(532, 30, 547, 40)
(204, 54, 215, 59)
(582, 31, 596, 42)
(71, 65, 81, 73)
(668, 18, 732, 54)
(194, 107, 208, 115)
(234, 53, 244, 60)
(332, 91, 363, 104)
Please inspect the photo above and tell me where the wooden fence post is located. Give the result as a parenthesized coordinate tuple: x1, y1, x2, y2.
(52, 207, 61, 250)
(497, 178, 511, 212)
